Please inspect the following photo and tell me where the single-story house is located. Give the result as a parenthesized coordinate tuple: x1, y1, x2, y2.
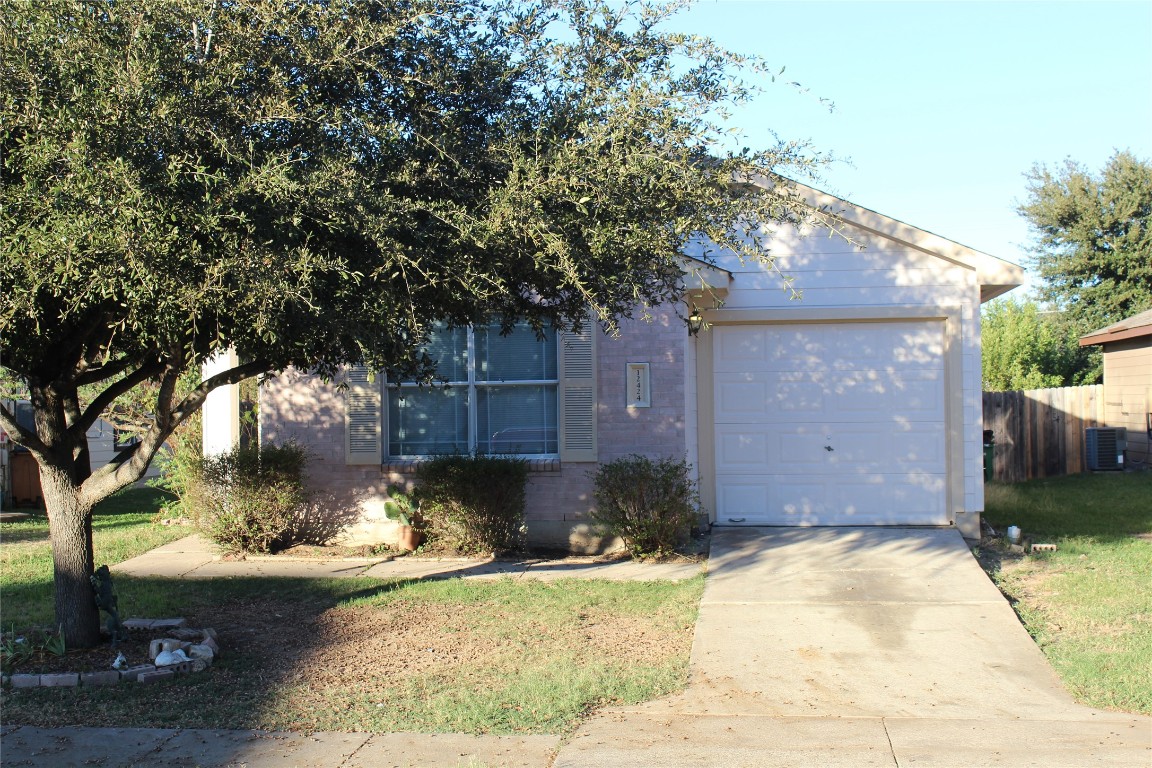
(208, 181, 1024, 549)
(1079, 308, 1152, 466)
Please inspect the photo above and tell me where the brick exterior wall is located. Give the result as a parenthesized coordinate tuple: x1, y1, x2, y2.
(597, 307, 688, 462)
(258, 304, 688, 553)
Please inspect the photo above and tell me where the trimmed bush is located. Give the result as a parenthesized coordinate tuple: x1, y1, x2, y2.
(194, 443, 309, 554)
(590, 455, 700, 559)
(416, 455, 529, 555)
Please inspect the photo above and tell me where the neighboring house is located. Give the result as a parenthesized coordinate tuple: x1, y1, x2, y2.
(211, 181, 1024, 549)
(1079, 308, 1152, 467)
(1, 400, 161, 507)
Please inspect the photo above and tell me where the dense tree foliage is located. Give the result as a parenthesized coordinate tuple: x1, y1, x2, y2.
(1020, 151, 1152, 334)
(0, 0, 836, 645)
(981, 297, 1096, 391)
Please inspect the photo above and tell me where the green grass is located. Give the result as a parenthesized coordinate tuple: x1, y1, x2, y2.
(0, 487, 192, 628)
(1, 488, 704, 734)
(984, 472, 1152, 538)
(983, 472, 1152, 715)
(1, 575, 703, 734)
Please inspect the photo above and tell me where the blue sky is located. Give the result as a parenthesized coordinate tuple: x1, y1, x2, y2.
(664, 0, 1152, 292)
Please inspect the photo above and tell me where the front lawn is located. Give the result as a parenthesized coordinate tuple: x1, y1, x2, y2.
(982, 472, 1152, 715)
(0, 488, 703, 734)
(1, 487, 192, 628)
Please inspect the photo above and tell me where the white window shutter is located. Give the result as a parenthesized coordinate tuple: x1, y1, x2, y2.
(345, 365, 382, 465)
(558, 325, 597, 463)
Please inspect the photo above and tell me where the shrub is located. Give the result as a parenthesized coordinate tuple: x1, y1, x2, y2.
(416, 455, 529, 555)
(149, 410, 203, 520)
(195, 442, 309, 554)
(590, 455, 700, 559)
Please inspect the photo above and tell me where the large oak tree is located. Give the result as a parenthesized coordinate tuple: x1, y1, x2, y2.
(1, 0, 835, 647)
(1020, 151, 1152, 334)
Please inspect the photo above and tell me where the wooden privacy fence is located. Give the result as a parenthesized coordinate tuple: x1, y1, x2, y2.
(982, 385, 1105, 483)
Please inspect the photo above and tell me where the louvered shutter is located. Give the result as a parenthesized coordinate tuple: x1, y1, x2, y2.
(345, 365, 382, 465)
(558, 326, 597, 462)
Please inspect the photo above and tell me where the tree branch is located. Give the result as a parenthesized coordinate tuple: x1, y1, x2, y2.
(69, 360, 166, 441)
(81, 359, 271, 504)
(74, 356, 138, 386)
(0, 400, 49, 454)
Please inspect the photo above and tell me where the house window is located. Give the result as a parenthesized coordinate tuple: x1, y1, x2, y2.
(386, 323, 559, 458)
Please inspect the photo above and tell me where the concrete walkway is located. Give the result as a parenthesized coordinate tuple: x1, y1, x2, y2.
(4, 527, 1150, 766)
(553, 527, 1152, 767)
(109, 534, 703, 582)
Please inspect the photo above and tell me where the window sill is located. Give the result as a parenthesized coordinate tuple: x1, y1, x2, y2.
(382, 458, 561, 474)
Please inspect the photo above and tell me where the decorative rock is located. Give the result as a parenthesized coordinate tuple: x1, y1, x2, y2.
(190, 659, 209, 673)
(154, 649, 191, 667)
(40, 673, 80, 687)
(10, 674, 41, 688)
(149, 638, 186, 660)
(117, 664, 156, 682)
(199, 634, 220, 656)
(187, 644, 214, 663)
(171, 628, 203, 641)
(81, 670, 121, 687)
(137, 668, 175, 684)
(201, 628, 218, 642)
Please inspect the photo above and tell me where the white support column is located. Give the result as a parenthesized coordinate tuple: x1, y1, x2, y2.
(202, 349, 241, 457)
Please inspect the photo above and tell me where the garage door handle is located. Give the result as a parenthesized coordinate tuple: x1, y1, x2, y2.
(824, 445, 834, 452)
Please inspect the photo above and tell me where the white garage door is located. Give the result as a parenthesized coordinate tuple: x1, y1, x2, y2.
(713, 322, 948, 526)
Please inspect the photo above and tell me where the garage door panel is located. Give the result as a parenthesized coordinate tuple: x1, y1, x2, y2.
(714, 323, 944, 374)
(716, 422, 946, 473)
(712, 322, 948, 526)
(715, 370, 943, 423)
(714, 476, 947, 525)
(825, 424, 946, 470)
(715, 380, 773, 417)
(716, 327, 771, 367)
(716, 482, 772, 516)
(716, 430, 771, 466)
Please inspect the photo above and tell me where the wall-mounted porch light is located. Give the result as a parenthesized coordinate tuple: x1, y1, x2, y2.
(687, 308, 704, 336)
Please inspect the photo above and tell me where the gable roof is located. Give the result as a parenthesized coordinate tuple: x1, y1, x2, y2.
(780, 179, 1026, 303)
(1079, 307, 1152, 346)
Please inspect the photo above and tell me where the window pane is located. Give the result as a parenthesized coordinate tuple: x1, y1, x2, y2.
(476, 324, 557, 382)
(476, 385, 558, 454)
(388, 387, 468, 457)
(422, 326, 468, 382)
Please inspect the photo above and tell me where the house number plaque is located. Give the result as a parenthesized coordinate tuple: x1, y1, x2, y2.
(626, 363, 651, 408)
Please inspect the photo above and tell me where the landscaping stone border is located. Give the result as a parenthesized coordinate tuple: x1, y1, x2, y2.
(1, 618, 220, 690)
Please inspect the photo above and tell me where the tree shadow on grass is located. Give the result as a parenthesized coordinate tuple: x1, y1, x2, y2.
(0, 574, 420, 732)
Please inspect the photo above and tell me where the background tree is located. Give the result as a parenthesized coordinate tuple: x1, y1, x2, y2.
(1020, 151, 1152, 335)
(981, 297, 1094, 391)
(0, 0, 837, 647)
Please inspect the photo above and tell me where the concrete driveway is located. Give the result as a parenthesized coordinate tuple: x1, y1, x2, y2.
(555, 527, 1151, 767)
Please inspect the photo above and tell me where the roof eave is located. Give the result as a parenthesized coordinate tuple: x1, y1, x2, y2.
(772, 179, 1027, 303)
(1079, 325, 1152, 347)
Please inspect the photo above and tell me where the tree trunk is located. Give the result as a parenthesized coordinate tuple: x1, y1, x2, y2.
(40, 463, 102, 649)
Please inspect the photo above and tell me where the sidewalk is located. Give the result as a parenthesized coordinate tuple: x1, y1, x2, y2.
(110, 534, 703, 582)
(0, 725, 558, 767)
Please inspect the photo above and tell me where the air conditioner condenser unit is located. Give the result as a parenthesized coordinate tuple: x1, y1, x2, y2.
(1085, 427, 1127, 471)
